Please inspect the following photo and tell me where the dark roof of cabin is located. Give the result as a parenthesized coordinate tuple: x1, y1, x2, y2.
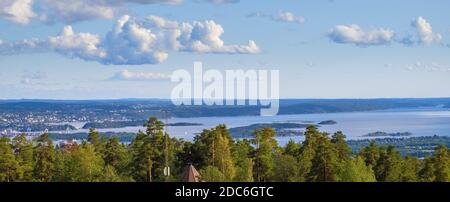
(183, 164, 201, 182)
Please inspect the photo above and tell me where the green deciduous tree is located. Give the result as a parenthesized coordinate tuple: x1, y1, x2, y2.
(199, 166, 226, 182)
(68, 144, 105, 182)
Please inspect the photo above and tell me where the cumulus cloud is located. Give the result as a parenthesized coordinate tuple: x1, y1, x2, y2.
(274, 10, 305, 24)
(401, 17, 442, 46)
(0, 15, 259, 65)
(0, 0, 35, 24)
(178, 20, 259, 53)
(327, 24, 395, 46)
(110, 69, 171, 81)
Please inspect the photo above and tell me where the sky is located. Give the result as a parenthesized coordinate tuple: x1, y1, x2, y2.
(0, 0, 450, 99)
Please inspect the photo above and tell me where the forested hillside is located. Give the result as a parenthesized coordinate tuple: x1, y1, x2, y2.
(1, 117, 449, 182)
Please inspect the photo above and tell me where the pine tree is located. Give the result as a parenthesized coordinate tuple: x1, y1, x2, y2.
(87, 128, 101, 148)
(401, 156, 420, 182)
(145, 117, 166, 181)
(232, 140, 254, 182)
(273, 154, 299, 182)
(374, 146, 402, 182)
(433, 145, 450, 182)
(308, 132, 339, 182)
(284, 139, 300, 156)
(359, 141, 379, 170)
(331, 131, 351, 161)
(297, 125, 319, 181)
(33, 133, 55, 182)
(103, 136, 129, 176)
(0, 137, 21, 182)
(253, 127, 277, 182)
(419, 156, 435, 182)
(130, 131, 153, 182)
(12, 133, 33, 181)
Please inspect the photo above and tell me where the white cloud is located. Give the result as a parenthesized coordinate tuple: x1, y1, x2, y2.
(0, 0, 242, 24)
(178, 20, 260, 54)
(327, 24, 395, 46)
(275, 10, 305, 24)
(0, 0, 35, 24)
(1, 0, 184, 24)
(101, 15, 169, 65)
(146, 15, 179, 29)
(406, 61, 450, 72)
(247, 10, 305, 25)
(403, 16, 442, 46)
(110, 69, 171, 81)
(0, 15, 259, 65)
(48, 26, 107, 61)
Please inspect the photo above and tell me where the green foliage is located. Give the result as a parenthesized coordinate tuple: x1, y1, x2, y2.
(232, 140, 254, 182)
(308, 132, 339, 182)
(339, 157, 376, 182)
(0, 137, 21, 182)
(33, 133, 55, 182)
(374, 146, 403, 182)
(253, 127, 277, 182)
(2, 117, 450, 182)
(12, 133, 33, 181)
(432, 145, 450, 182)
(199, 166, 226, 182)
(273, 154, 299, 182)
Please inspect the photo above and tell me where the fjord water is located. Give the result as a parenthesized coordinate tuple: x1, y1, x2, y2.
(77, 107, 450, 145)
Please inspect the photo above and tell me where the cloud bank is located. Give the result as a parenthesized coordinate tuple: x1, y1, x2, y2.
(0, 0, 243, 24)
(0, 15, 260, 65)
(327, 24, 395, 46)
(328, 17, 442, 47)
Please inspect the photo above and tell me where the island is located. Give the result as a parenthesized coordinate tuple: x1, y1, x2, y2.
(362, 131, 413, 137)
(318, 120, 337, 125)
(228, 122, 314, 138)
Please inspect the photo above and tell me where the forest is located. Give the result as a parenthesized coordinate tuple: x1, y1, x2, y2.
(1, 117, 449, 182)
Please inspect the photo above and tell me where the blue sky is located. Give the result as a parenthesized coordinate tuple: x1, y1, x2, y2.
(0, 0, 449, 99)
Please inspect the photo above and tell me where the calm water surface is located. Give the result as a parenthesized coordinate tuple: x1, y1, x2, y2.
(69, 107, 450, 145)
